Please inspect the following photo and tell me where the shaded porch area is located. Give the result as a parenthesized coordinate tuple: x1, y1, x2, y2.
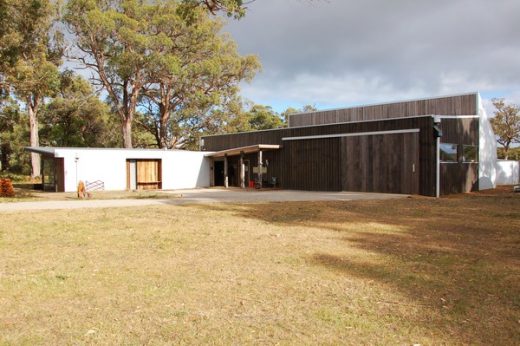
(206, 144, 281, 189)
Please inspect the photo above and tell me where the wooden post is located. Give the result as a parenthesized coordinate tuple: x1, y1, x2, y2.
(257, 150, 263, 189)
(240, 151, 245, 189)
(224, 154, 229, 188)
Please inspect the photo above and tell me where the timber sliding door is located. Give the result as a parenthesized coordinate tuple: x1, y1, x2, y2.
(341, 132, 420, 194)
(126, 159, 162, 190)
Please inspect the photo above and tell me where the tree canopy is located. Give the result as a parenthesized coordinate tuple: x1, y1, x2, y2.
(0, 0, 317, 178)
(490, 98, 520, 160)
(65, 0, 259, 149)
(0, 0, 62, 177)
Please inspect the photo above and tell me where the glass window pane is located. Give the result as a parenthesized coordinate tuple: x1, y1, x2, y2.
(440, 143, 458, 162)
(463, 145, 478, 163)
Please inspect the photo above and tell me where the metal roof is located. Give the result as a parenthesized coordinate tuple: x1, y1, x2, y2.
(24, 147, 57, 155)
(205, 144, 281, 158)
(24, 147, 194, 156)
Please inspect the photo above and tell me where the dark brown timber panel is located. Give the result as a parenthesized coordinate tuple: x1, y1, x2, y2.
(341, 132, 419, 194)
(289, 93, 478, 127)
(284, 138, 342, 191)
(441, 163, 479, 195)
(203, 116, 436, 195)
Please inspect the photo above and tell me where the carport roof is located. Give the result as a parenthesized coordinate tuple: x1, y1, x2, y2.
(25, 147, 57, 156)
(205, 144, 281, 158)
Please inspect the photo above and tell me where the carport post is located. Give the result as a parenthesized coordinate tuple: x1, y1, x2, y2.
(257, 150, 263, 189)
(224, 154, 229, 188)
(240, 151, 245, 189)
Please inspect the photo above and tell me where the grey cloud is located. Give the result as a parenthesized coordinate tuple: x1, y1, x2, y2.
(224, 0, 520, 108)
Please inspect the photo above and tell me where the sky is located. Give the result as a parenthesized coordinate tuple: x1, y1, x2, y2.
(223, 0, 520, 114)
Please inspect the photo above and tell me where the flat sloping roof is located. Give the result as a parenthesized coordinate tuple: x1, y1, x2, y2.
(24, 147, 57, 156)
(24, 147, 201, 156)
(206, 144, 281, 158)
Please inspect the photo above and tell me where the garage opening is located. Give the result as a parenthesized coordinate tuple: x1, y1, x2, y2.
(126, 159, 162, 190)
(41, 156, 65, 192)
(214, 160, 225, 186)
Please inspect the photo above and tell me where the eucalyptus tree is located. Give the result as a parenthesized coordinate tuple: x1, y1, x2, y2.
(140, 3, 259, 148)
(65, 0, 158, 148)
(0, 0, 62, 178)
(40, 71, 122, 148)
(183, 0, 251, 17)
(491, 98, 520, 160)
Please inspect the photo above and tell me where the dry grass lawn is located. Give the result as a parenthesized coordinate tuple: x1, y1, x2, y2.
(0, 188, 519, 344)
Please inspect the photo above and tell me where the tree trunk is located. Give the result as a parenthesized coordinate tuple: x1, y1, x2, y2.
(504, 143, 510, 160)
(158, 94, 170, 149)
(159, 115, 169, 149)
(122, 115, 133, 149)
(28, 100, 40, 179)
(0, 142, 11, 171)
(122, 118, 133, 148)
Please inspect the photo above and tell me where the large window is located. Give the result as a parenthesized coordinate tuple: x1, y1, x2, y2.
(463, 145, 478, 163)
(440, 143, 458, 162)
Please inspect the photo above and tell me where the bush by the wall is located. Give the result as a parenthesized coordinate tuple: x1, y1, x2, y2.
(0, 178, 15, 197)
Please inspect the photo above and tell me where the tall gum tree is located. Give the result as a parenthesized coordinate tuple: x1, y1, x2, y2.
(65, 0, 156, 148)
(0, 0, 61, 178)
(140, 3, 259, 148)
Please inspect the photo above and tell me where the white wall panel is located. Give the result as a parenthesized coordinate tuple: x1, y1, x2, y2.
(52, 148, 211, 192)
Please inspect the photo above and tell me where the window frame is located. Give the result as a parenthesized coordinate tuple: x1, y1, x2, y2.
(462, 145, 478, 163)
(440, 143, 459, 163)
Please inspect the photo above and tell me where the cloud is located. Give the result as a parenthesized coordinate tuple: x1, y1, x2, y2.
(224, 0, 520, 111)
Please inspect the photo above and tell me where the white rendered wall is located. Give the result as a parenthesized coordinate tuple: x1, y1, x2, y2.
(495, 160, 520, 185)
(478, 95, 497, 190)
(53, 148, 211, 192)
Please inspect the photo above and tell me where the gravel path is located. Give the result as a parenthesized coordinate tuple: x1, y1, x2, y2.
(0, 189, 408, 212)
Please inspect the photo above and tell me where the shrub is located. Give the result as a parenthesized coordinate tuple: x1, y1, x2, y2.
(0, 178, 15, 197)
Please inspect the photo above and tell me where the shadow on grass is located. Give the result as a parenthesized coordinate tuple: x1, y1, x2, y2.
(181, 192, 520, 344)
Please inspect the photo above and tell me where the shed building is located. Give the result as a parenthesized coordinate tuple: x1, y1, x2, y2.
(25, 147, 212, 192)
(201, 93, 497, 196)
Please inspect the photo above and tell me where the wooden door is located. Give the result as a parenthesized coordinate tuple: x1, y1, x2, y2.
(136, 160, 161, 190)
(341, 132, 419, 194)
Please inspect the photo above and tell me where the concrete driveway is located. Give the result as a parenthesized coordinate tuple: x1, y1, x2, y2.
(0, 188, 408, 212)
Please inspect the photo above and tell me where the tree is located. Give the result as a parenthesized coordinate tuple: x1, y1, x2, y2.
(0, 0, 62, 178)
(0, 98, 20, 171)
(490, 98, 520, 160)
(40, 71, 122, 148)
(0, 98, 30, 174)
(65, 0, 158, 148)
(246, 104, 284, 130)
(182, 0, 250, 17)
(281, 104, 317, 124)
(140, 3, 259, 149)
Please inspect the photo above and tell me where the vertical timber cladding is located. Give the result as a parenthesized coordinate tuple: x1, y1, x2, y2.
(127, 159, 162, 190)
(284, 138, 342, 191)
(289, 93, 478, 127)
(340, 132, 420, 194)
(203, 116, 437, 196)
(136, 159, 162, 190)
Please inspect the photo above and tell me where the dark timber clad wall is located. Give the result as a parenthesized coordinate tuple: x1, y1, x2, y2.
(203, 116, 437, 196)
(440, 118, 480, 194)
(203, 94, 480, 196)
(289, 93, 478, 127)
(341, 132, 420, 194)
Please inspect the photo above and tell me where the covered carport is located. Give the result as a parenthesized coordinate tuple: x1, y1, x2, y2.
(206, 144, 281, 189)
